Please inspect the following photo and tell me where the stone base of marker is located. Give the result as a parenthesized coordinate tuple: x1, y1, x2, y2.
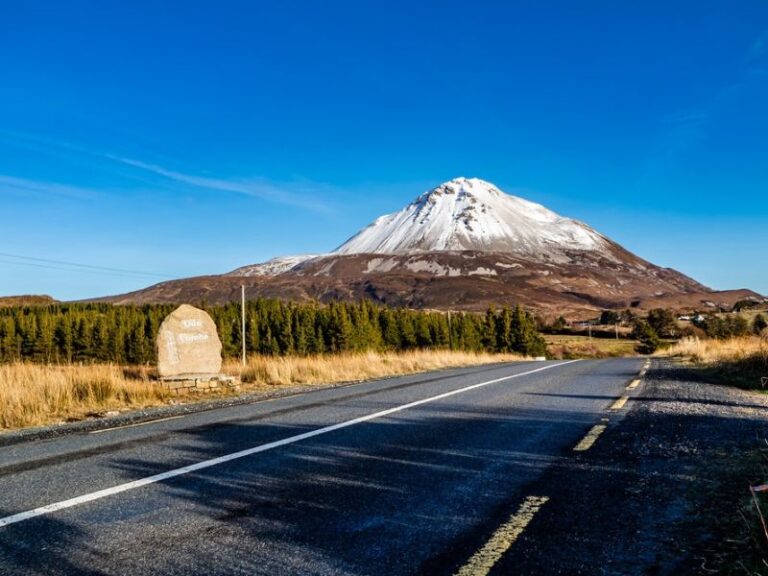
(160, 374, 239, 395)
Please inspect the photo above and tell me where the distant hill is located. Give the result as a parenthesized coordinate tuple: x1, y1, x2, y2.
(96, 177, 766, 316)
(0, 295, 58, 307)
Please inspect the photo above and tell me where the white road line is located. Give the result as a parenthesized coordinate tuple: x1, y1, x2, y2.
(0, 360, 579, 529)
(455, 495, 550, 576)
(89, 416, 183, 434)
(573, 424, 607, 451)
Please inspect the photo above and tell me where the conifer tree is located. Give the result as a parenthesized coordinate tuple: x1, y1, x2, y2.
(632, 320, 660, 354)
(0, 298, 549, 362)
(482, 307, 497, 351)
(496, 307, 513, 352)
(753, 313, 767, 335)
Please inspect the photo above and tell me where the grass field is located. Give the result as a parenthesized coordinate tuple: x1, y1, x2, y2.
(545, 334, 639, 358)
(663, 336, 768, 389)
(0, 350, 523, 430)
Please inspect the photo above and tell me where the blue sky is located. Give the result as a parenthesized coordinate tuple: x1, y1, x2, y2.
(1, 1, 767, 300)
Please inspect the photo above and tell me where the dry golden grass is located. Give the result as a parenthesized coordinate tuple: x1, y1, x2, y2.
(664, 336, 766, 363)
(225, 349, 522, 386)
(0, 363, 169, 429)
(0, 350, 522, 430)
(664, 336, 768, 389)
(544, 334, 639, 359)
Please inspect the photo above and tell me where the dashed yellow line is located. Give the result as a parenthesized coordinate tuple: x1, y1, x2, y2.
(610, 395, 629, 410)
(626, 379, 641, 390)
(573, 424, 607, 451)
(455, 495, 549, 576)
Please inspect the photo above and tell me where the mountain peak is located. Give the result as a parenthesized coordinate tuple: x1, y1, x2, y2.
(416, 177, 501, 205)
(334, 178, 608, 258)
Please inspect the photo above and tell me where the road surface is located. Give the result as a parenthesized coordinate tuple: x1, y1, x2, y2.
(0, 358, 654, 575)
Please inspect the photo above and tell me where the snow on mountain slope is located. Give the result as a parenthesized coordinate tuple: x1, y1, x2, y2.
(110, 176, 749, 312)
(229, 254, 320, 277)
(230, 177, 616, 276)
(334, 177, 609, 258)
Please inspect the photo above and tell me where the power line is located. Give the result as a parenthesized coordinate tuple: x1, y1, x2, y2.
(0, 252, 172, 279)
(0, 258, 171, 280)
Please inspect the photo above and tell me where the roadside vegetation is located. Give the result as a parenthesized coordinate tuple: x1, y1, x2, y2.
(663, 333, 768, 571)
(543, 334, 638, 358)
(0, 350, 522, 430)
(0, 299, 546, 361)
(3, 298, 766, 430)
(0, 362, 168, 429)
(664, 335, 768, 390)
(227, 349, 522, 387)
(0, 300, 545, 430)
(539, 308, 677, 358)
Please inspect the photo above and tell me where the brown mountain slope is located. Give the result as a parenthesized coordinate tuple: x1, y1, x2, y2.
(95, 179, 765, 315)
(0, 295, 58, 307)
(96, 249, 761, 317)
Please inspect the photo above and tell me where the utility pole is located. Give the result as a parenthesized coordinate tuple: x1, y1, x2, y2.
(447, 311, 453, 351)
(588, 323, 592, 341)
(241, 285, 246, 367)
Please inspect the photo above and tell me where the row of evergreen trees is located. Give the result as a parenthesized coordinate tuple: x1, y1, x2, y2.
(0, 300, 546, 364)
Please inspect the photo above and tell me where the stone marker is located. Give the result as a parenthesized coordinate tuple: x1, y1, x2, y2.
(157, 304, 223, 378)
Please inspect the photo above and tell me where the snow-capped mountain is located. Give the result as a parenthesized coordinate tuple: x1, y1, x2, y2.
(334, 177, 607, 257)
(104, 177, 761, 315)
(231, 177, 614, 277)
(230, 255, 322, 277)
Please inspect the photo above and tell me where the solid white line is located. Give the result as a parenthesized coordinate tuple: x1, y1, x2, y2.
(89, 416, 183, 434)
(0, 360, 579, 529)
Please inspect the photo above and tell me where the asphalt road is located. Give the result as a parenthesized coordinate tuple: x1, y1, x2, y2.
(0, 358, 647, 575)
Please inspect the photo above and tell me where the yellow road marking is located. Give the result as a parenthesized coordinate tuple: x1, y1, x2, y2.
(627, 379, 641, 390)
(610, 395, 629, 410)
(573, 424, 607, 451)
(455, 495, 549, 576)
(89, 415, 183, 434)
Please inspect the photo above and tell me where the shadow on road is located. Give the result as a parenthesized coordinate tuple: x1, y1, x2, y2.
(526, 390, 768, 411)
(1, 401, 611, 575)
(4, 359, 764, 575)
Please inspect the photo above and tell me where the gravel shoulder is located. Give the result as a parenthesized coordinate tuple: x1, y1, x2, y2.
(431, 358, 768, 575)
